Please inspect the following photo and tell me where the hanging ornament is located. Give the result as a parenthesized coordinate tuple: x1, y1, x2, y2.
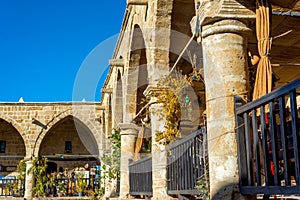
(185, 95, 190, 104)
(192, 74, 197, 80)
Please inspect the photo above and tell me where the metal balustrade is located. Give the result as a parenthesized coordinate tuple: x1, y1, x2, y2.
(0, 178, 24, 197)
(235, 78, 300, 195)
(128, 127, 207, 197)
(167, 128, 206, 196)
(129, 156, 153, 196)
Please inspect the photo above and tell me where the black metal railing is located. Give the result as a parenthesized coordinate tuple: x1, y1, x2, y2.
(167, 128, 207, 195)
(235, 78, 300, 195)
(54, 177, 99, 197)
(0, 178, 25, 197)
(129, 156, 153, 196)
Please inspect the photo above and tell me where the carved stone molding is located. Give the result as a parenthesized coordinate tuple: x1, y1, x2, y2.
(127, 0, 148, 5)
(101, 88, 113, 94)
(143, 85, 168, 97)
(197, 0, 255, 26)
(118, 123, 140, 135)
(109, 58, 124, 68)
(201, 19, 252, 38)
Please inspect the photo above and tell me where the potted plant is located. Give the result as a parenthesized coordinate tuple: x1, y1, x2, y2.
(76, 173, 87, 197)
(56, 180, 66, 197)
(46, 172, 57, 197)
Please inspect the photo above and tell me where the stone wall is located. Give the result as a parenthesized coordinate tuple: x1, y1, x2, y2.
(0, 102, 103, 176)
(0, 119, 25, 175)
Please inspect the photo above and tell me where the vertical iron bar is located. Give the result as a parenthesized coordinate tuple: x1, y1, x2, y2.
(235, 96, 248, 186)
(279, 95, 290, 185)
(252, 109, 261, 186)
(290, 90, 300, 184)
(260, 105, 270, 186)
(269, 101, 279, 185)
(244, 112, 253, 185)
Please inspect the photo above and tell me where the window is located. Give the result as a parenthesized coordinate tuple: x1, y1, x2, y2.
(65, 141, 72, 153)
(0, 141, 6, 153)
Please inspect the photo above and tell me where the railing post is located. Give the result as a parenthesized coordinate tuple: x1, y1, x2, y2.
(235, 96, 248, 187)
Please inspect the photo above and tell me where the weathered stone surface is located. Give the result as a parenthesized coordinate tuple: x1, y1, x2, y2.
(201, 19, 255, 200)
(119, 124, 138, 198)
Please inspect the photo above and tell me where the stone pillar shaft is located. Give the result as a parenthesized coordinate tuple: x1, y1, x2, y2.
(201, 19, 254, 200)
(24, 159, 34, 200)
(149, 101, 170, 200)
(119, 125, 138, 198)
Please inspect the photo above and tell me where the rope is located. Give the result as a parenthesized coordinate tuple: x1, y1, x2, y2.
(169, 33, 196, 74)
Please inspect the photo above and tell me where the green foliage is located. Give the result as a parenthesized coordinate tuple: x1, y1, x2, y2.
(76, 173, 87, 193)
(28, 157, 49, 197)
(152, 49, 204, 144)
(46, 172, 57, 195)
(155, 73, 189, 143)
(88, 181, 105, 200)
(8, 159, 27, 196)
(56, 179, 66, 194)
(141, 137, 152, 153)
(154, 63, 204, 144)
(105, 129, 121, 180)
(195, 155, 210, 200)
(97, 129, 121, 196)
(17, 159, 26, 180)
(108, 128, 121, 149)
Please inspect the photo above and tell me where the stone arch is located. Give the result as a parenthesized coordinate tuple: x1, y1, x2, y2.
(37, 115, 99, 170)
(0, 115, 25, 139)
(33, 109, 102, 157)
(124, 24, 149, 122)
(0, 118, 26, 175)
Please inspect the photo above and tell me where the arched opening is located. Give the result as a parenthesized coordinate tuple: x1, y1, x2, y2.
(0, 118, 25, 177)
(128, 25, 149, 122)
(128, 25, 151, 158)
(46, 162, 58, 174)
(39, 115, 99, 171)
(169, 0, 205, 134)
(114, 70, 123, 124)
(106, 94, 113, 138)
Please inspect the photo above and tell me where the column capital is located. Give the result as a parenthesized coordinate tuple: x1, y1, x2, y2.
(201, 19, 252, 39)
(118, 123, 140, 135)
(193, 0, 255, 41)
(143, 85, 168, 97)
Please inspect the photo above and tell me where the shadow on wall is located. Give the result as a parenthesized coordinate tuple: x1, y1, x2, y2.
(210, 184, 256, 200)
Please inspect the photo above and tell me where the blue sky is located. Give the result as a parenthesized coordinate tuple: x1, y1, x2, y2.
(0, 0, 126, 102)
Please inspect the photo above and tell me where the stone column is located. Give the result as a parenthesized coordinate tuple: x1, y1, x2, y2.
(144, 86, 172, 200)
(150, 102, 170, 200)
(200, 19, 255, 199)
(24, 159, 34, 200)
(118, 123, 138, 199)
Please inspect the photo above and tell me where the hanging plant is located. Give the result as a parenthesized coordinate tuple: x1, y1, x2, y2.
(154, 72, 188, 144)
(154, 50, 205, 144)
